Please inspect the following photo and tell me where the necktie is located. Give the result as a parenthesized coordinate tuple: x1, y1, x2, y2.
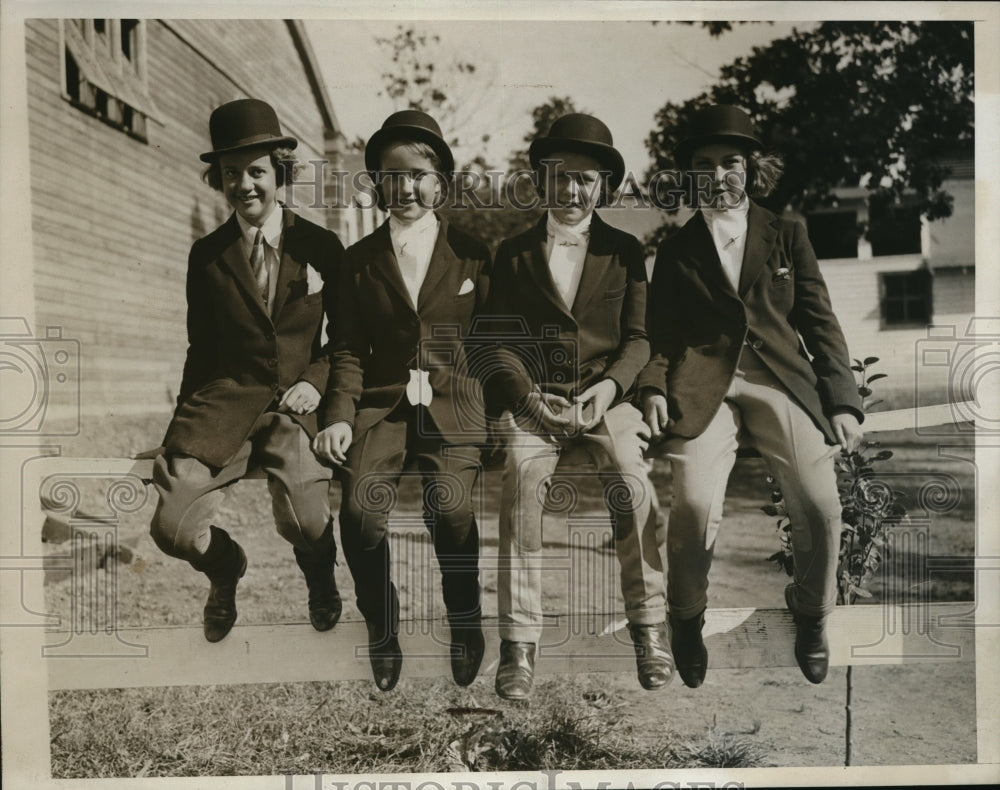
(250, 228, 268, 309)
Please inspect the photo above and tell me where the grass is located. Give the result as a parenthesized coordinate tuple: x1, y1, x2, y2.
(50, 678, 768, 777)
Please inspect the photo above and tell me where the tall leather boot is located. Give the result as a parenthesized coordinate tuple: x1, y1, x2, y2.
(190, 526, 247, 643)
(448, 611, 485, 687)
(669, 609, 708, 688)
(293, 519, 342, 631)
(367, 584, 402, 692)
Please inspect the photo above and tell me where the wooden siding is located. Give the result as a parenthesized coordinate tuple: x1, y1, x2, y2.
(822, 256, 975, 410)
(25, 19, 340, 422)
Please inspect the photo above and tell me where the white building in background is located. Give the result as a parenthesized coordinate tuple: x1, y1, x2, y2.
(797, 156, 975, 410)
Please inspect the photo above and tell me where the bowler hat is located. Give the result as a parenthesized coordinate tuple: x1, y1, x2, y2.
(365, 110, 455, 177)
(674, 104, 762, 168)
(199, 99, 297, 163)
(529, 114, 626, 191)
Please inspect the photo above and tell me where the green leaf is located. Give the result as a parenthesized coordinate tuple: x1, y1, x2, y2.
(866, 373, 888, 383)
(872, 450, 894, 461)
(761, 505, 779, 516)
(863, 356, 880, 365)
(851, 364, 865, 372)
(858, 386, 873, 397)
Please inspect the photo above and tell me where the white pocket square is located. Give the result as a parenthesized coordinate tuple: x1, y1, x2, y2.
(305, 263, 324, 295)
(457, 278, 475, 296)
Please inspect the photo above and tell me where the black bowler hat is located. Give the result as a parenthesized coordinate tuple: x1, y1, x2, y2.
(528, 113, 626, 191)
(675, 104, 762, 168)
(199, 99, 297, 163)
(364, 110, 455, 177)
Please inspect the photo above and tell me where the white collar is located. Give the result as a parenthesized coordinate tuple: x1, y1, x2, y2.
(389, 209, 439, 238)
(701, 199, 750, 226)
(547, 211, 593, 237)
(236, 203, 283, 248)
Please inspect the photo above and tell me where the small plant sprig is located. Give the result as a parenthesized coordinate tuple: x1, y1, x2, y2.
(765, 356, 909, 604)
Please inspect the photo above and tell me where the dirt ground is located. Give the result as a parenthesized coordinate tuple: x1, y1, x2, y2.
(41, 414, 980, 770)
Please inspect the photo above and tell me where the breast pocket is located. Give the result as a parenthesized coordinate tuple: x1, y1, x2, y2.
(768, 267, 794, 312)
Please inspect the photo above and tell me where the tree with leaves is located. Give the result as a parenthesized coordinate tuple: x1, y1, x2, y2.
(345, 25, 493, 169)
(645, 21, 973, 237)
(445, 95, 582, 251)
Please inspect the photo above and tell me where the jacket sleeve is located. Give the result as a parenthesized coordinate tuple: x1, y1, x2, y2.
(175, 241, 217, 407)
(636, 241, 675, 397)
(602, 234, 650, 399)
(788, 220, 864, 422)
(476, 240, 535, 411)
(323, 245, 367, 428)
(297, 229, 345, 399)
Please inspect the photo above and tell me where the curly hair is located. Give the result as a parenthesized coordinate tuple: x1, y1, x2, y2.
(681, 147, 784, 204)
(201, 146, 301, 192)
(745, 151, 784, 199)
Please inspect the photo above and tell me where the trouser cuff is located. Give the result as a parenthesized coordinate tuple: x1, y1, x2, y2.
(625, 604, 667, 626)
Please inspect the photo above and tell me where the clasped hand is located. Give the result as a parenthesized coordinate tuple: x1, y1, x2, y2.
(520, 379, 618, 434)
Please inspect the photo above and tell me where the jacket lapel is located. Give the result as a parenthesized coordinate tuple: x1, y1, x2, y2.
(522, 215, 575, 322)
(570, 214, 614, 316)
(737, 202, 779, 296)
(217, 214, 272, 324)
(417, 215, 458, 311)
(270, 208, 299, 319)
(688, 212, 740, 301)
(371, 220, 417, 314)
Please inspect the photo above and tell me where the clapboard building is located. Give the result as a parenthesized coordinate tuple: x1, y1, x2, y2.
(24, 18, 352, 420)
(796, 156, 975, 409)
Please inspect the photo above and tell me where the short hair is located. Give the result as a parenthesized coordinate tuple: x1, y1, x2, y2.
(378, 140, 444, 175)
(201, 146, 301, 192)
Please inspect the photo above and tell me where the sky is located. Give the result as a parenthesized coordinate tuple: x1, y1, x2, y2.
(305, 19, 806, 178)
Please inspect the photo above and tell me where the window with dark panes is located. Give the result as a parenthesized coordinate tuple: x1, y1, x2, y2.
(868, 203, 922, 257)
(60, 19, 157, 142)
(805, 210, 859, 259)
(880, 269, 933, 327)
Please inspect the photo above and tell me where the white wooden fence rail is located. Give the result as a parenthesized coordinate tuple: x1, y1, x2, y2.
(33, 401, 977, 691)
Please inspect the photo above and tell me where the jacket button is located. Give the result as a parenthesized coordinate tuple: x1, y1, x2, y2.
(271, 383, 279, 390)
(265, 332, 275, 341)
(750, 339, 763, 350)
(268, 358, 278, 367)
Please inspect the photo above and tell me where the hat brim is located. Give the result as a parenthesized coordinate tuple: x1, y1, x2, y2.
(674, 133, 762, 168)
(529, 137, 626, 191)
(365, 125, 455, 178)
(199, 135, 298, 163)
